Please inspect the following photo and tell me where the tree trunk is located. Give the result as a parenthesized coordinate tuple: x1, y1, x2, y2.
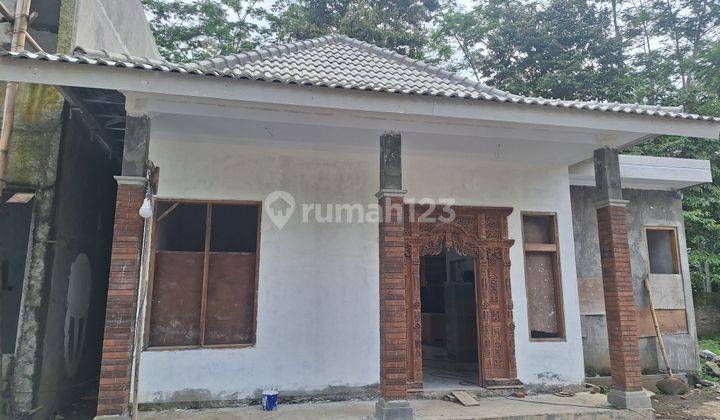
(705, 260, 712, 292)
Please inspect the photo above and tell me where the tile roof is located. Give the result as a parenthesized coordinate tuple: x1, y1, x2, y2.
(1, 34, 718, 122)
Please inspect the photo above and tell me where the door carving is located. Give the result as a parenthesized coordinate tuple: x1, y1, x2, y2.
(404, 205, 521, 390)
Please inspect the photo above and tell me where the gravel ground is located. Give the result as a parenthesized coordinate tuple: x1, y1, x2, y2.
(653, 385, 720, 419)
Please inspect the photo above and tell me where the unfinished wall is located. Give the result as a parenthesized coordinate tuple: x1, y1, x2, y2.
(66, 0, 160, 58)
(29, 111, 118, 419)
(0, 193, 33, 356)
(2, 84, 65, 417)
(2, 0, 155, 416)
(571, 186, 699, 376)
(135, 122, 585, 404)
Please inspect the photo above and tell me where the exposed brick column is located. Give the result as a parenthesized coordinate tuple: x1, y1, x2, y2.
(96, 178, 145, 417)
(378, 194, 408, 400)
(96, 115, 150, 418)
(594, 148, 650, 410)
(376, 132, 412, 420)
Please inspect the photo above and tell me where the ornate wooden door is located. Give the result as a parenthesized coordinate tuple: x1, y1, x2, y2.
(404, 206, 521, 390)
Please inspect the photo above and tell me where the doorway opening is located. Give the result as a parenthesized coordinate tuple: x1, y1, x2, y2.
(420, 246, 480, 390)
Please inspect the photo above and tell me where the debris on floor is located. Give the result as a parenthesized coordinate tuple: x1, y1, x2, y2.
(448, 390, 480, 406)
(707, 361, 720, 378)
(552, 389, 576, 397)
(584, 383, 601, 394)
(652, 384, 720, 419)
(700, 349, 718, 361)
(511, 390, 527, 398)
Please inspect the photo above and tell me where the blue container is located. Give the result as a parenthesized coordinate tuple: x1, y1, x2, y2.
(262, 390, 278, 411)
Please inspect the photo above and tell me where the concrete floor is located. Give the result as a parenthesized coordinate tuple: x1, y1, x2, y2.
(423, 365, 480, 391)
(138, 392, 646, 419)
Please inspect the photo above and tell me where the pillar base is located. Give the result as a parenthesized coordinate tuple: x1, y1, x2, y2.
(607, 389, 653, 410)
(375, 399, 413, 420)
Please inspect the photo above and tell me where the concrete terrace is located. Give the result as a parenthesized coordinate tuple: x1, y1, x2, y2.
(138, 392, 650, 420)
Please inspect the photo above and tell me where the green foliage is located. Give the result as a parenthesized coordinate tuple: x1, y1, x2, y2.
(142, 0, 267, 61)
(268, 0, 440, 59)
(699, 336, 720, 354)
(432, 0, 632, 101)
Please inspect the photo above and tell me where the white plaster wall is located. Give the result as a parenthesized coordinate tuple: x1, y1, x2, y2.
(139, 131, 381, 403)
(137, 123, 585, 403)
(403, 150, 585, 387)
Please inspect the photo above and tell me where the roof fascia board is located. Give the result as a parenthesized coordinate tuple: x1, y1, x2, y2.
(569, 155, 712, 189)
(126, 94, 614, 146)
(2, 57, 719, 139)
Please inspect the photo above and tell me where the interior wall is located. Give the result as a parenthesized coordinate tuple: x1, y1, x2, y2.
(137, 125, 586, 404)
(571, 186, 699, 376)
(442, 249, 477, 363)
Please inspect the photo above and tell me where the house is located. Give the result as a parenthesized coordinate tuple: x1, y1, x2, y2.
(0, 0, 158, 418)
(0, 35, 718, 420)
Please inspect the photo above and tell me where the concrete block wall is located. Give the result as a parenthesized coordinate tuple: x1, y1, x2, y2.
(571, 186, 699, 376)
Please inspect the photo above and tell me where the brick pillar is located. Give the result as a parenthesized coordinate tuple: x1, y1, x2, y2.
(594, 148, 650, 410)
(378, 194, 408, 400)
(376, 132, 412, 419)
(96, 178, 145, 417)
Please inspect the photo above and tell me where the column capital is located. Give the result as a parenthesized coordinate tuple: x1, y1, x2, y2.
(375, 189, 407, 199)
(113, 175, 146, 187)
(594, 198, 629, 209)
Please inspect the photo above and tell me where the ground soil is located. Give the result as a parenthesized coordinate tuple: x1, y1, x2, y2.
(653, 385, 720, 419)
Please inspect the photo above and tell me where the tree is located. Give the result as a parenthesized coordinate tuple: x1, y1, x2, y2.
(142, 0, 267, 62)
(269, 0, 440, 59)
(431, 0, 632, 101)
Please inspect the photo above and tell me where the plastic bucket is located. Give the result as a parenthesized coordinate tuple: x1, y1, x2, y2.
(262, 390, 278, 411)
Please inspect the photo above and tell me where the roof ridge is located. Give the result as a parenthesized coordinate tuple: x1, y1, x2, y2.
(192, 34, 342, 71)
(335, 35, 518, 98)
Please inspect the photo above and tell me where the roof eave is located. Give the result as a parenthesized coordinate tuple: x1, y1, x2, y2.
(1, 55, 718, 140)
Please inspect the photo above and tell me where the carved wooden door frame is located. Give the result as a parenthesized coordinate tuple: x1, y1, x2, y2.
(404, 205, 522, 390)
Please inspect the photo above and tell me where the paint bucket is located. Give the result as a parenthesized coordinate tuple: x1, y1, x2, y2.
(262, 390, 278, 411)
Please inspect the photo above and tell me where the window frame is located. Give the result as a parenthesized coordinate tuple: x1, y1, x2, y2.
(643, 226, 681, 276)
(521, 211, 566, 342)
(143, 198, 262, 351)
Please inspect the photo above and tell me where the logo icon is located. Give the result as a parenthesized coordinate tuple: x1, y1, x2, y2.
(264, 191, 296, 229)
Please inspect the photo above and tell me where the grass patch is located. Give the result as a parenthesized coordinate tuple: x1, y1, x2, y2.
(699, 336, 720, 355)
(698, 336, 720, 383)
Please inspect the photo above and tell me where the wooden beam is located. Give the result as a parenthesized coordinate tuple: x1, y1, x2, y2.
(57, 86, 117, 157)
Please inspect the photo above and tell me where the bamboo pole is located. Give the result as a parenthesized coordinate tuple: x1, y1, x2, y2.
(0, 0, 33, 198)
(0, 2, 33, 397)
(0, 2, 41, 52)
(645, 275, 674, 376)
